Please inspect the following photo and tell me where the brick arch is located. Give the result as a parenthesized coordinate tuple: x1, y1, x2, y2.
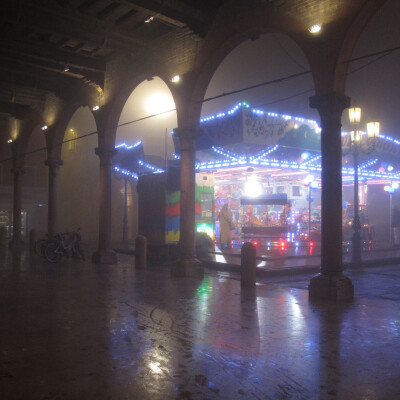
(181, 5, 308, 128)
(47, 102, 82, 161)
(332, 0, 388, 94)
(13, 110, 46, 169)
(185, 1, 387, 122)
(99, 71, 177, 148)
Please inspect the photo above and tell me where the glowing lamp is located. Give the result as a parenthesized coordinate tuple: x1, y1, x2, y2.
(366, 121, 380, 139)
(301, 152, 309, 160)
(304, 174, 314, 184)
(384, 185, 391, 192)
(392, 182, 399, 189)
(92, 105, 100, 111)
(350, 130, 361, 142)
(41, 125, 48, 131)
(7, 139, 13, 143)
(171, 75, 180, 83)
(244, 179, 263, 197)
(349, 108, 361, 124)
(310, 181, 318, 189)
(309, 24, 321, 34)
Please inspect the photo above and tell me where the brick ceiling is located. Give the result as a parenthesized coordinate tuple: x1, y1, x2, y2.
(0, 0, 362, 115)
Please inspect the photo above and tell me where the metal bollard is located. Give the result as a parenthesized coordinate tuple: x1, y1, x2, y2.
(241, 242, 256, 287)
(29, 229, 36, 252)
(135, 235, 147, 269)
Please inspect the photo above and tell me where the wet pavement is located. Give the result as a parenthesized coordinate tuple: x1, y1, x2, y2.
(1, 248, 400, 399)
(208, 242, 400, 275)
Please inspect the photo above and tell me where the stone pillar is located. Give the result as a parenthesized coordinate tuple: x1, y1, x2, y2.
(9, 168, 24, 248)
(92, 146, 118, 264)
(45, 159, 63, 237)
(171, 129, 204, 278)
(308, 92, 354, 300)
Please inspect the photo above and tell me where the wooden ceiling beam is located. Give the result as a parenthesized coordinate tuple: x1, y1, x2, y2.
(0, 37, 106, 74)
(122, 0, 210, 36)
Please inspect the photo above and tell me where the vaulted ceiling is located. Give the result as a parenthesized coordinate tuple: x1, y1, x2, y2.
(0, 0, 223, 114)
(0, 0, 384, 121)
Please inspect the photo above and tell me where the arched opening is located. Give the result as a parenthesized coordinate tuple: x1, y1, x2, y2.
(58, 107, 99, 247)
(342, 0, 400, 247)
(112, 77, 177, 246)
(198, 33, 321, 256)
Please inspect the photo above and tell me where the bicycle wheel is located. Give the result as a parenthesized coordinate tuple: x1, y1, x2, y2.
(34, 239, 47, 257)
(44, 241, 63, 263)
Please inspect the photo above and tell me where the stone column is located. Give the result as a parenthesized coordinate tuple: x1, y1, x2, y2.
(92, 146, 118, 264)
(308, 92, 354, 300)
(171, 129, 203, 278)
(10, 168, 24, 248)
(45, 159, 63, 237)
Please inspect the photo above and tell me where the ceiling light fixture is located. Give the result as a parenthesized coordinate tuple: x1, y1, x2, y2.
(144, 16, 154, 23)
(171, 75, 180, 83)
(309, 24, 322, 34)
(92, 105, 99, 111)
(41, 125, 48, 131)
(64, 65, 70, 72)
(7, 139, 13, 143)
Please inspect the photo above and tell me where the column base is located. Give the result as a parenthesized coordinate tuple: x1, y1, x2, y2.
(171, 258, 204, 279)
(309, 273, 354, 301)
(92, 249, 117, 264)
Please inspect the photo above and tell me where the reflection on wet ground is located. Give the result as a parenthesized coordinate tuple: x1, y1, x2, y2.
(210, 240, 400, 272)
(1, 248, 400, 399)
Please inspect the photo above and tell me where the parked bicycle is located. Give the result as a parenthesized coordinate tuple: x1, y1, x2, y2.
(44, 228, 85, 263)
(34, 233, 63, 258)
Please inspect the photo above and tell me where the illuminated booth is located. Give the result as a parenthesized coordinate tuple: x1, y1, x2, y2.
(113, 102, 400, 247)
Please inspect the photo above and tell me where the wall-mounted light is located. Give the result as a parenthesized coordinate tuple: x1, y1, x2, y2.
(92, 105, 99, 111)
(64, 65, 70, 72)
(41, 125, 48, 131)
(7, 139, 13, 143)
(309, 24, 321, 34)
(144, 16, 154, 23)
(171, 75, 180, 83)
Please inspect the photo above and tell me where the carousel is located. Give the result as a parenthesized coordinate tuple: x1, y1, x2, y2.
(113, 102, 400, 248)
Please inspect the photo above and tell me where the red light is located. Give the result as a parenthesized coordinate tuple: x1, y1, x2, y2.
(252, 241, 258, 246)
(310, 242, 314, 246)
(280, 242, 285, 247)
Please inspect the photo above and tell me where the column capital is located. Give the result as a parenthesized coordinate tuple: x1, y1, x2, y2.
(95, 146, 118, 165)
(173, 127, 199, 140)
(175, 128, 199, 152)
(310, 92, 350, 117)
(45, 159, 64, 168)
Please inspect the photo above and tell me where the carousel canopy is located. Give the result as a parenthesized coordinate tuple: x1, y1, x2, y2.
(170, 102, 400, 183)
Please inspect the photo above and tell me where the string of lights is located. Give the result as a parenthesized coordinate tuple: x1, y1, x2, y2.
(1, 44, 399, 164)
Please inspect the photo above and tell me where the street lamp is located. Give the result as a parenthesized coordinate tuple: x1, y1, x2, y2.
(304, 174, 318, 243)
(384, 182, 399, 244)
(344, 107, 380, 266)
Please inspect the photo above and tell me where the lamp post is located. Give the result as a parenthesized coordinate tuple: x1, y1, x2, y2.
(304, 174, 318, 243)
(345, 108, 380, 266)
(384, 182, 399, 244)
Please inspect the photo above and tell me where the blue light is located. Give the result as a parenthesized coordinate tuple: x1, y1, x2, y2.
(115, 140, 142, 149)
